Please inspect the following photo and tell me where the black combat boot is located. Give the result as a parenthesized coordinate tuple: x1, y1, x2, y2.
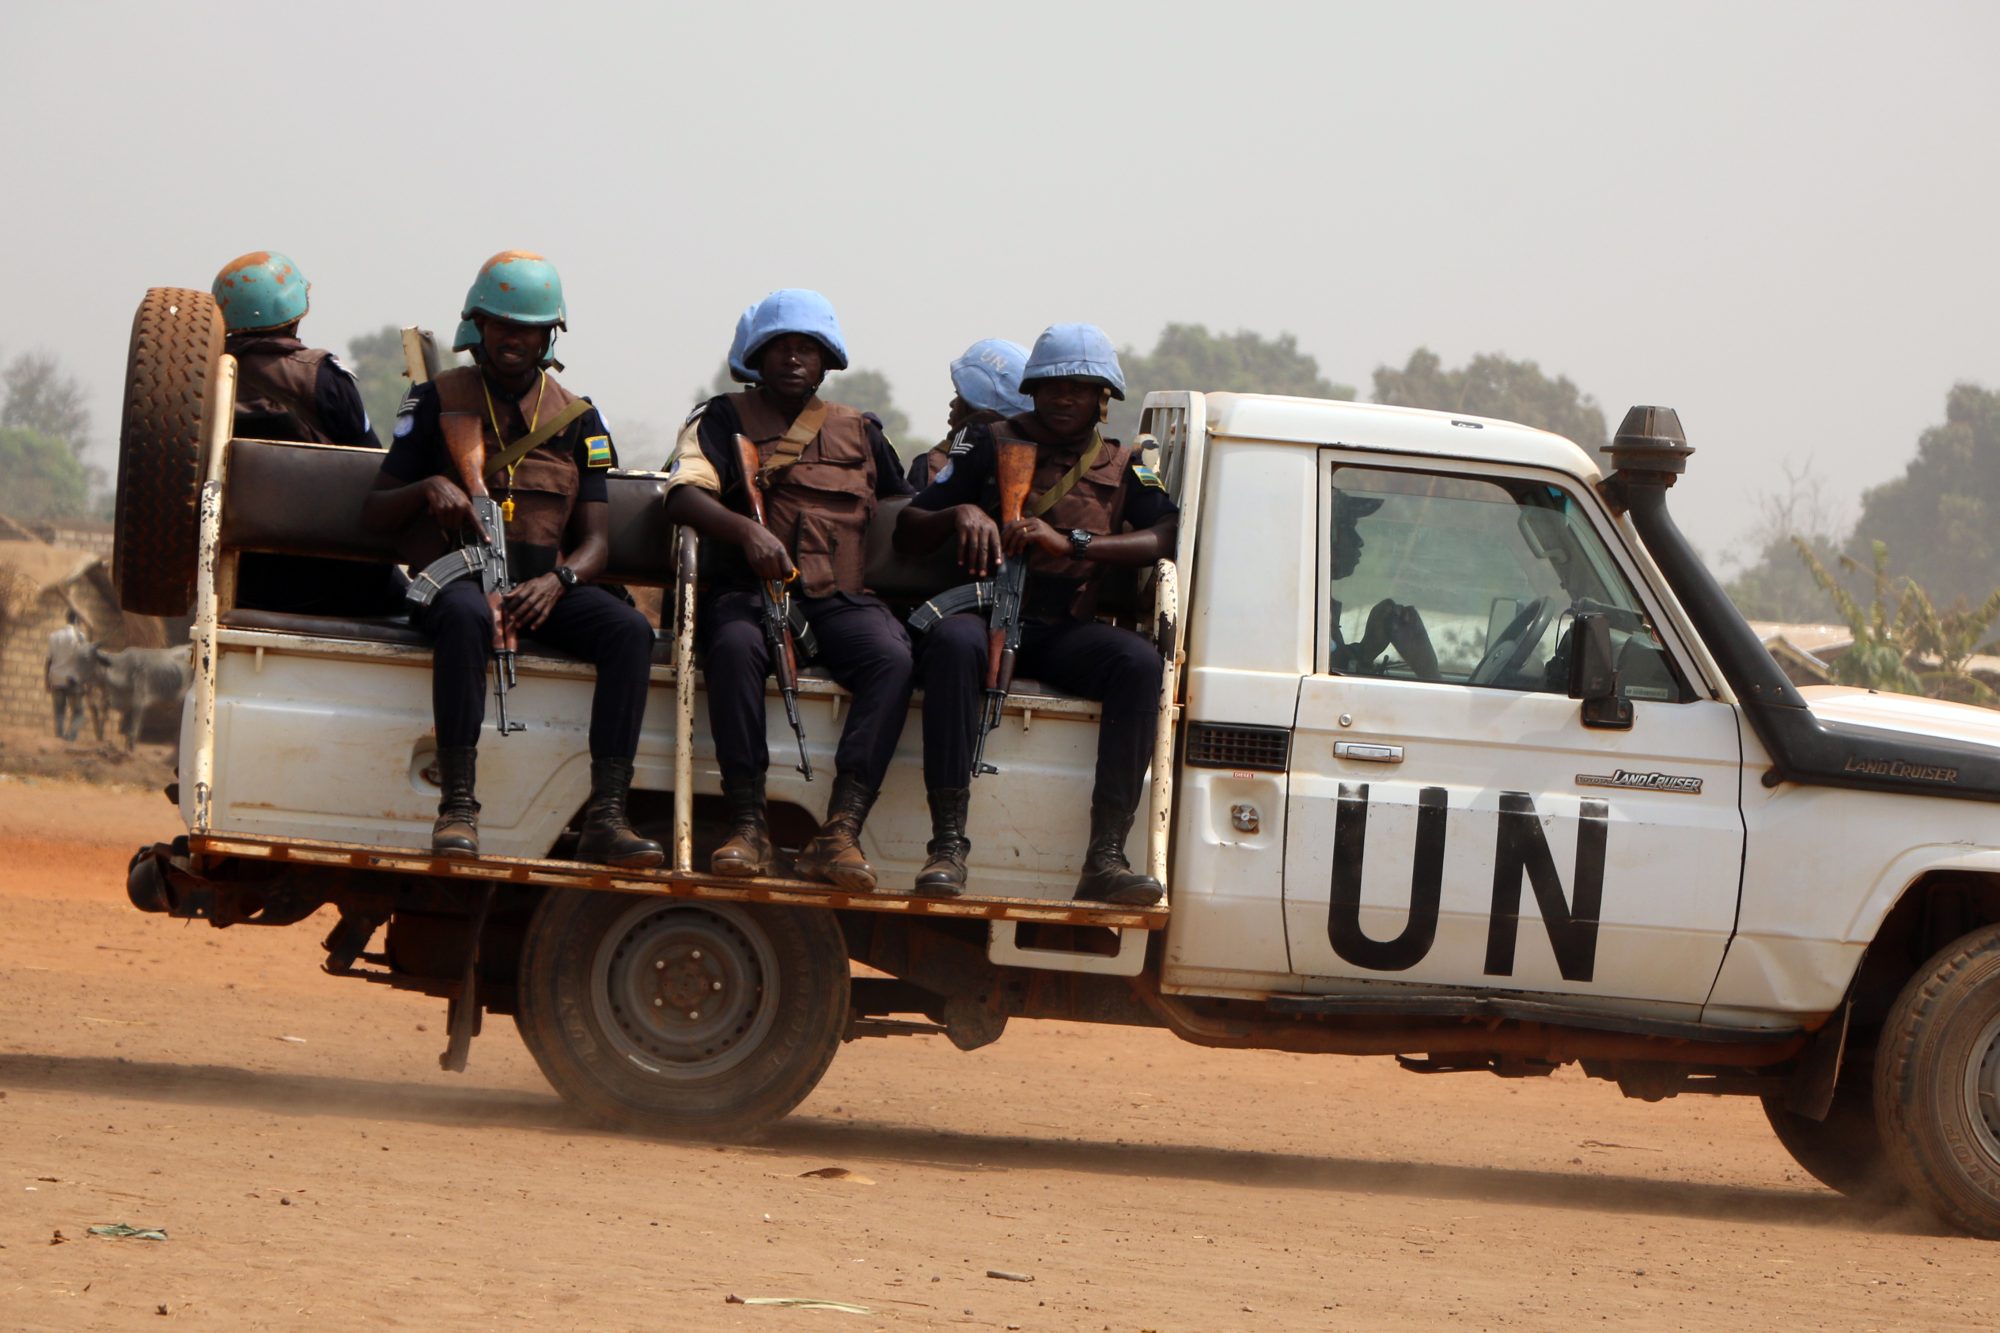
(914, 786, 970, 898)
(432, 745, 480, 858)
(1073, 802, 1163, 906)
(710, 772, 772, 877)
(576, 757, 666, 869)
(793, 772, 881, 891)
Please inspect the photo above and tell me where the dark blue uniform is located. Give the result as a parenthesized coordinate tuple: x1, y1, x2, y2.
(674, 395, 915, 789)
(381, 382, 654, 758)
(909, 422, 1176, 808)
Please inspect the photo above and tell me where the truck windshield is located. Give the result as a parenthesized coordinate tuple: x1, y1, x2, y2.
(1325, 465, 1677, 698)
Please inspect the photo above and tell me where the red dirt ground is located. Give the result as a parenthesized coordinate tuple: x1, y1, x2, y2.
(4, 772, 1998, 1330)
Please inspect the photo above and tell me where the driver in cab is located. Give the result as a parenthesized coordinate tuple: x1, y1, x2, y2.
(1329, 490, 1441, 680)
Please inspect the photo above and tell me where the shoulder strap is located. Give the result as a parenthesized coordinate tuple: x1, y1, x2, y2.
(1025, 433, 1106, 518)
(485, 398, 594, 476)
(757, 398, 831, 482)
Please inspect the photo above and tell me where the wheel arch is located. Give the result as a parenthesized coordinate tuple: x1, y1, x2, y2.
(1849, 865, 2000, 1031)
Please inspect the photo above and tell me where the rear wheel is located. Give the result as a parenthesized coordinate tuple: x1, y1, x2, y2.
(515, 891, 849, 1138)
(114, 287, 224, 615)
(1876, 924, 2000, 1237)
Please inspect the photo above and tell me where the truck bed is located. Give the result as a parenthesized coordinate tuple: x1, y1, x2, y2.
(186, 827, 1171, 930)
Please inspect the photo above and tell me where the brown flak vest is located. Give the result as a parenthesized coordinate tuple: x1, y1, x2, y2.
(228, 335, 337, 443)
(400, 367, 584, 571)
(994, 412, 1134, 598)
(732, 389, 876, 597)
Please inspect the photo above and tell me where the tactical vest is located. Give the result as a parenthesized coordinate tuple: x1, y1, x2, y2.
(731, 389, 876, 597)
(228, 335, 337, 444)
(993, 412, 1134, 583)
(399, 368, 584, 575)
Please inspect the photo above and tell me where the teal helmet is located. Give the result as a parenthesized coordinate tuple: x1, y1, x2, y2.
(451, 318, 481, 353)
(212, 251, 310, 333)
(462, 250, 566, 366)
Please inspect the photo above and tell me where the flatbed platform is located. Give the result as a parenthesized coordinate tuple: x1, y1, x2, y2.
(187, 831, 1172, 930)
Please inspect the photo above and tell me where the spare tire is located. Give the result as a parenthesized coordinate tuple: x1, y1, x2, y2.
(113, 288, 225, 616)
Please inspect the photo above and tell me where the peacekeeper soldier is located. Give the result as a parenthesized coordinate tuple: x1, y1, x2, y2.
(212, 251, 403, 615)
(896, 324, 1176, 905)
(906, 338, 1034, 487)
(361, 251, 663, 868)
(664, 290, 915, 891)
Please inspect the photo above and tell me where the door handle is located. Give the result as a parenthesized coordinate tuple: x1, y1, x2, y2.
(1335, 741, 1404, 764)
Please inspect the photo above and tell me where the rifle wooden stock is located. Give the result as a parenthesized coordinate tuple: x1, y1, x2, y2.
(734, 434, 768, 524)
(732, 435, 813, 778)
(440, 413, 491, 498)
(995, 438, 1036, 527)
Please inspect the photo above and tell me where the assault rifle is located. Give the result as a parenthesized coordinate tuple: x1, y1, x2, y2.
(734, 433, 813, 780)
(405, 413, 525, 737)
(905, 436, 1037, 777)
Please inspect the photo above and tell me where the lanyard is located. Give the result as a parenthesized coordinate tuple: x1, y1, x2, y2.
(481, 371, 547, 521)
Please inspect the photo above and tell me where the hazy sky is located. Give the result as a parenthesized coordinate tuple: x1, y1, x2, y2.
(4, 1, 1995, 564)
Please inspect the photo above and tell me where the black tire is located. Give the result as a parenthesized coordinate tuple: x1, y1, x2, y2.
(1761, 1064, 1905, 1203)
(1876, 924, 2000, 1237)
(113, 287, 224, 616)
(515, 891, 849, 1138)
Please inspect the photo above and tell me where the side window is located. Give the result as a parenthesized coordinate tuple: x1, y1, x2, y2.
(1323, 464, 1680, 698)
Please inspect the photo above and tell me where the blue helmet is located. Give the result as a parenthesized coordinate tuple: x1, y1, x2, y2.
(727, 302, 762, 384)
(740, 289, 849, 373)
(1019, 323, 1125, 400)
(950, 338, 1032, 416)
(213, 251, 310, 333)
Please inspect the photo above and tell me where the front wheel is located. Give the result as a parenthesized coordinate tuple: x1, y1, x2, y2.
(1761, 1063, 1904, 1204)
(515, 892, 849, 1139)
(1876, 924, 2000, 1237)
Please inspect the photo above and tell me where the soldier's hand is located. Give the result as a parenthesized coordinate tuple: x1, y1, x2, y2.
(953, 505, 1002, 576)
(502, 573, 564, 633)
(421, 476, 477, 532)
(742, 525, 794, 582)
(1002, 517, 1071, 560)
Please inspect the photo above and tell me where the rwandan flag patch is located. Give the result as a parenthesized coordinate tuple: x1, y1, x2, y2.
(1132, 462, 1166, 490)
(584, 435, 613, 468)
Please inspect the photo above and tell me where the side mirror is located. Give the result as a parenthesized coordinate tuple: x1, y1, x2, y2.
(1568, 612, 1633, 729)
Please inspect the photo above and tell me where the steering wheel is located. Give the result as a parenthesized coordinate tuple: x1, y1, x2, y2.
(1469, 595, 1559, 686)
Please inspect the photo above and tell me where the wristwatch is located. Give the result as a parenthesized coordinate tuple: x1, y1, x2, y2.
(554, 565, 579, 590)
(1068, 528, 1095, 559)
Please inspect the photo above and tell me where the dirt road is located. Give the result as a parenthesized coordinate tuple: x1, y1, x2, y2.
(3, 775, 1997, 1330)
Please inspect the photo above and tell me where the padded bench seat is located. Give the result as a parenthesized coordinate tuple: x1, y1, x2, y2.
(219, 607, 675, 666)
(215, 438, 1128, 712)
(221, 438, 676, 586)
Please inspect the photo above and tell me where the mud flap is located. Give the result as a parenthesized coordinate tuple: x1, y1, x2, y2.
(439, 885, 496, 1073)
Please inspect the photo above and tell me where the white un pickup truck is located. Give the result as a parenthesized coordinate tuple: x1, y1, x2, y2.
(113, 287, 2000, 1237)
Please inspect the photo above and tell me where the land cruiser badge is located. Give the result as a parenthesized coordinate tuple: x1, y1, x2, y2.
(1576, 769, 1703, 795)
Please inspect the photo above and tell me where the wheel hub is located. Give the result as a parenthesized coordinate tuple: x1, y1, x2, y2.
(591, 902, 779, 1077)
(1965, 1013, 2000, 1164)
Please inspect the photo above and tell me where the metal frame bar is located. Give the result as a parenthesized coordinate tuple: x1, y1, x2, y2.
(1148, 557, 1181, 884)
(673, 526, 698, 871)
(186, 830, 1170, 929)
(186, 353, 239, 835)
